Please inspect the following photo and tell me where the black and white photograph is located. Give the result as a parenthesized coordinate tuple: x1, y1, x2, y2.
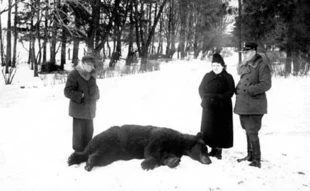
(0, 0, 309, 190)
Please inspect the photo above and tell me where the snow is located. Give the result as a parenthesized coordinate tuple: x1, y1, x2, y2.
(0, 53, 310, 191)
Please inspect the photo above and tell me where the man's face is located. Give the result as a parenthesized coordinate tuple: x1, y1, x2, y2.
(242, 50, 255, 62)
(83, 61, 95, 72)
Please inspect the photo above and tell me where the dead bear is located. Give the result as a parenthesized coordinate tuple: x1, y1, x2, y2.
(67, 124, 212, 171)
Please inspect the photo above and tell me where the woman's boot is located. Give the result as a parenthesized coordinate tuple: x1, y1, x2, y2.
(209, 148, 217, 157)
(237, 134, 253, 162)
(215, 148, 222, 160)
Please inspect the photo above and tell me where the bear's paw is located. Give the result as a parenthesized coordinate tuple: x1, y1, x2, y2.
(163, 156, 180, 168)
(141, 158, 159, 170)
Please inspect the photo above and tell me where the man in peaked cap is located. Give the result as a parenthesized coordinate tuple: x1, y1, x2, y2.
(234, 42, 272, 168)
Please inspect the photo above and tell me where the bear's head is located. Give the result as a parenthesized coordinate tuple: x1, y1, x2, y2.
(185, 132, 212, 165)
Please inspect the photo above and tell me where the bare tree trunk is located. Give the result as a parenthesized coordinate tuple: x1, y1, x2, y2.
(43, 0, 49, 68)
(193, 24, 199, 59)
(134, 2, 142, 56)
(166, 17, 171, 57)
(193, 3, 201, 59)
(29, 36, 33, 68)
(50, 0, 58, 70)
(12, 0, 18, 68)
(109, 0, 122, 68)
(60, 29, 67, 70)
(29, 8, 37, 75)
(157, 15, 163, 55)
(238, 0, 242, 64)
(101, 41, 106, 59)
(140, 0, 168, 71)
(165, 1, 175, 58)
(106, 40, 111, 58)
(61, 26, 67, 70)
(126, 3, 135, 66)
(149, 2, 156, 55)
(72, 12, 80, 66)
(86, 0, 100, 53)
(0, 6, 4, 67)
(285, 24, 293, 76)
(72, 38, 79, 66)
(178, 0, 187, 60)
(185, 6, 194, 57)
(33, 0, 41, 77)
(285, 46, 292, 77)
(5, 0, 12, 74)
(32, 39, 38, 77)
(292, 52, 299, 76)
(1, 0, 17, 84)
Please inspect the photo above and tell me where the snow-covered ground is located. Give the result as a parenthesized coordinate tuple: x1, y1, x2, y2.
(0, 53, 309, 191)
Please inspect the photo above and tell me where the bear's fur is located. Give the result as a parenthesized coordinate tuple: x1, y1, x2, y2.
(68, 124, 212, 171)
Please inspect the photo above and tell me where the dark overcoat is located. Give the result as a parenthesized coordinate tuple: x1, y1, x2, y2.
(199, 70, 235, 148)
(64, 69, 100, 120)
(234, 54, 272, 115)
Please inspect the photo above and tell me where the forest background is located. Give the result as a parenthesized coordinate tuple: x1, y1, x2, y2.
(1, 0, 310, 84)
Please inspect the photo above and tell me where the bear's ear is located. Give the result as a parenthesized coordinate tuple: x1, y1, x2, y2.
(196, 132, 203, 139)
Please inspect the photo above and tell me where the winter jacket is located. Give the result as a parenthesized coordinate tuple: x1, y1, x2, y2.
(64, 64, 100, 119)
(234, 54, 272, 115)
(199, 69, 235, 148)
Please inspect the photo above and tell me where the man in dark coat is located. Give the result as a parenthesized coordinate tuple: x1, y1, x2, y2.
(234, 42, 272, 168)
(199, 53, 235, 159)
(64, 55, 100, 152)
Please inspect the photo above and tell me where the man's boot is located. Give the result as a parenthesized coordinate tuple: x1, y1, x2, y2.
(249, 140, 261, 168)
(237, 134, 253, 162)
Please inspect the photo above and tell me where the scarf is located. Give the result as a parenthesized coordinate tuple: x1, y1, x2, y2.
(75, 63, 97, 81)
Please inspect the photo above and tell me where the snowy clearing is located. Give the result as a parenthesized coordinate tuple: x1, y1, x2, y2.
(0, 53, 309, 191)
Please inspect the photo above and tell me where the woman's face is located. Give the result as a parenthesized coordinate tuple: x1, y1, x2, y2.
(211, 62, 224, 74)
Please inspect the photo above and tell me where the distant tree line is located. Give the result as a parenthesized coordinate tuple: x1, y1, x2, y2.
(0, 0, 233, 81)
(234, 0, 310, 76)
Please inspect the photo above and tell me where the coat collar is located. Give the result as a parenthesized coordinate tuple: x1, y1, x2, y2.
(209, 69, 227, 80)
(237, 54, 263, 75)
(75, 63, 96, 81)
(247, 54, 263, 68)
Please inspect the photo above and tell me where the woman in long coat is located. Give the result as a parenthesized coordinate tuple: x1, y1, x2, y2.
(199, 53, 235, 159)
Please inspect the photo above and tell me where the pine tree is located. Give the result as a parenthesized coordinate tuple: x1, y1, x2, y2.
(234, 0, 310, 75)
